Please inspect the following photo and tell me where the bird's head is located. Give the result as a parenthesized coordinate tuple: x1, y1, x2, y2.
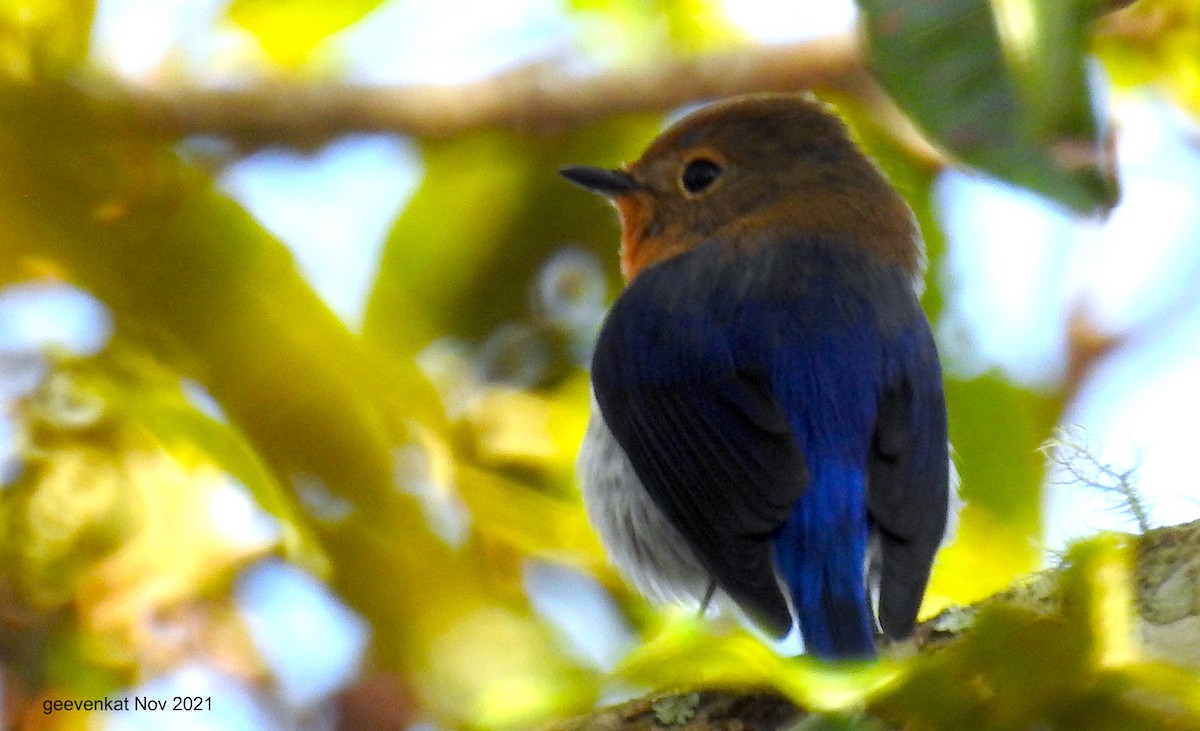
(561, 93, 924, 283)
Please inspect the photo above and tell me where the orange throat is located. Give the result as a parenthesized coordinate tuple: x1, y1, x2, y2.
(615, 195, 653, 280)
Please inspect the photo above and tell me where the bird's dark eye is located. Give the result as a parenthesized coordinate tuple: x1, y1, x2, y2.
(680, 158, 722, 195)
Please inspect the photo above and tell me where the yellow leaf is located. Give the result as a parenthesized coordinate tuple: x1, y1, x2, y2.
(618, 615, 903, 712)
(225, 0, 387, 67)
(1061, 534, 1139, 668)
(0, 0, 93, 79)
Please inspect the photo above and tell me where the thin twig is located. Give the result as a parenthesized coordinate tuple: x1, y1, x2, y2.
(1042, 425, 1150, 533)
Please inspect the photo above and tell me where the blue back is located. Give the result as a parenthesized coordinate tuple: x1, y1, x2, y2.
(590, 233, 949, 659)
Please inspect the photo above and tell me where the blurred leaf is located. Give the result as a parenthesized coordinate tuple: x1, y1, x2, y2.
(857, 0, 1117, 214)
(423, 606, 596, 728)
(225, 0, 387, 66)
(795, 715, 892, 731)
(81, 349, 326, 573)
(332, 380, 603, 727)
(437, 357, 597, 525)
(3, 359, 283, 687)
(457, 463, 604, 568)
(0, 79, 408, 513)
(1059, 534, 1137, 668)
(873, 536, 1200, 731)
(944, 374, 1061, 528)
(324, 498, 600, 728)
(0, 0, 93, 79)
(364, 131, 530, 355)
(1053, 667, 1200, 730)
(876, 606, 1085, 728)
(409, 348, 605, 568)
(5, 384, 138, 611)
(924, 374, 1063, 609)
(363, 116, 661, 353)
(1095, 0, 1200, 119)
(657, 0, 742, 50)
(464, 386, 558, 467)
(1013, 0, 1104, 138)
(0, 78, 601, 727)
(569, 0, 740, 57)
(619, 615, 902, 713)
(360, 122, 673, 725)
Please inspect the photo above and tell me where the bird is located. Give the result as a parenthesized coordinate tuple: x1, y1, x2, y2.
(559, 93, 952, 660)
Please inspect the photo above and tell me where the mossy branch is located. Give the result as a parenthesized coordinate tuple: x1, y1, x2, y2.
(549, 520, 1200, 731)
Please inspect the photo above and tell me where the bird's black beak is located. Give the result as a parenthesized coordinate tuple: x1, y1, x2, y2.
(558, 165, 641, 197)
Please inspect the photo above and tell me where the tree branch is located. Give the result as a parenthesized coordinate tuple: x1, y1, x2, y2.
(549, 520, 1200, 731)
(114, 33, 937, 163)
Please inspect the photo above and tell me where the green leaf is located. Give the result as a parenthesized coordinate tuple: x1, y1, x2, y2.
(925, 374, 1063, 607)
(0, 79, 405, 507)
(857, 0, 1117, 214)
(363, 116, 662, 354)
(1059, 534, 1137, 667)
(874, 536, 1200, 731)
(95, 349, 327, 573)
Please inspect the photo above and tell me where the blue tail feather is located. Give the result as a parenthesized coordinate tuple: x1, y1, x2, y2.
(773, 463, 875, 660)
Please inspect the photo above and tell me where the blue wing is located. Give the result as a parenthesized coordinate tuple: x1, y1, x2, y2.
(591, 245, 807, 638)
(591, 235, 948, 658)
(866, 325, 950, 640)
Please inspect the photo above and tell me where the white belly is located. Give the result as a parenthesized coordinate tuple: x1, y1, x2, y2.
(576, 392, 715, 609)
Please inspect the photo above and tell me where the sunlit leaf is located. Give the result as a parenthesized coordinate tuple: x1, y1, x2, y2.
(657, 0, 742, 52)
(618, 615, 903, 712)
(84, 349, 327, 574)
(1094, 0, 1200, 120)
(1059, 534, 1137, 668)
(921, 374, 1062, 610)
(857, 0, 1117, 214)
(225, 0, 387, 67)
(569, 0, 740, 57)
(457, 464, 604, 568)
(874, 536, 1200, 730)
(423, 606, 596, 728)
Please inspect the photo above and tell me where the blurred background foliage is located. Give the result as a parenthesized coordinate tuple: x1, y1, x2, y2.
(0, 0, 1199, 729)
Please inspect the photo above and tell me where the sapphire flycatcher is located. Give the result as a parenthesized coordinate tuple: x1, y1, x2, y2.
(560, 94, 952, 660)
